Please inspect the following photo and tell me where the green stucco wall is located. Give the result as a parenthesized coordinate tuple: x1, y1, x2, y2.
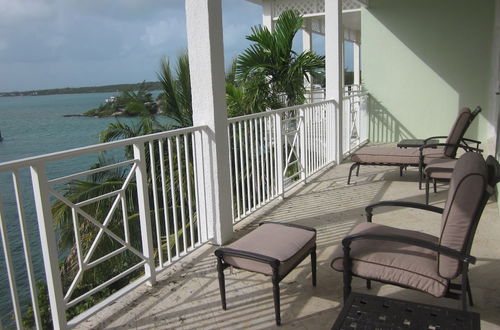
(362, 0, 495, 146)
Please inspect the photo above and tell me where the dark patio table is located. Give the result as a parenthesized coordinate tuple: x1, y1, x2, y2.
(332, 293, 480, 330)
(397, 139, 439, 148)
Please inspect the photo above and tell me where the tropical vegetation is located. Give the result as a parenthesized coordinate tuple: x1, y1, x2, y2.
(83, 81, 158, 117)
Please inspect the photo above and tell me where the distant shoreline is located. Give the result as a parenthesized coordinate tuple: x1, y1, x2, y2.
(0, 81, 162, 98)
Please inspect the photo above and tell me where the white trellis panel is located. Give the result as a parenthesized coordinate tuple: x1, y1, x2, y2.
(272, 0, 368, 19)
(272, 0, 325, 19)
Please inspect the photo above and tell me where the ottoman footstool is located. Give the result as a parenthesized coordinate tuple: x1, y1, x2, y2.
(214, 222, 317, 325)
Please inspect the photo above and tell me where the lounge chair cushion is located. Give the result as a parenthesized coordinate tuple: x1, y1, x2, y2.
(222, 223, 316, 276)
(331, 222, 448, 297)
(444, 108, 473, 158)
(351, 146, 445, 165)
(438, 152, 487, 278)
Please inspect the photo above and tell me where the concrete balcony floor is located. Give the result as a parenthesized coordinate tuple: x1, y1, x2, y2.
(77, 162, 500, 329)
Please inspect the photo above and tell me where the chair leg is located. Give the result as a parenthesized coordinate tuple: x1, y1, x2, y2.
(400, 165, 404, 177)
(356, 163, 360, 176)
(217, 257, 227, 310)
(366, 279, 371, 289)
(461, 270, 468, 312)
(433, 179, 437, 193)
(419, 159, 424, 190)
(467, 278, 474, 307)
(272, 270, 281, 326)
(311, 248, 317, 287)
(348, 163, 358, 184)
(425, 176, 430, 204)
(343, 246, 352, 302)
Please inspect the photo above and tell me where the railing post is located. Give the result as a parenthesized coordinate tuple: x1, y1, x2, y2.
(275, 113, 284, 197)
(299, 107, 307, 182)
(30, 163, 68, 330)
(133, 142, 156, 286)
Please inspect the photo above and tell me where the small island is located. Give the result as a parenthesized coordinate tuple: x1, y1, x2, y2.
(82, 82, 161, 117)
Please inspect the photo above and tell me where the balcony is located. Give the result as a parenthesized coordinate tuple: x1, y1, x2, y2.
(1, 0, 499, 328)
(74, 161, 500, 329)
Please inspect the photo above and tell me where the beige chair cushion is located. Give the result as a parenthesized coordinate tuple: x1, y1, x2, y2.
(351, 146, 445, 165)
(438, 152, 487, 278)
(444, 108, 472, 158)
(331, 222, 448, 297)
(223, 223, 316, 276)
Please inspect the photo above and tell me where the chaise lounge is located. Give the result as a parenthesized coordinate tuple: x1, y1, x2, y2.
(347, 107, 482, 188)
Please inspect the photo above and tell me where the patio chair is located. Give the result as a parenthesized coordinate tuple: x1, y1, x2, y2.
(347, 107, 482, 188)
(331, 152, 500, 311)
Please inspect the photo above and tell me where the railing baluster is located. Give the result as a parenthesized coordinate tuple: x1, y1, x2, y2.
(238, 122, 246, 215)
(191, 131, 203, 243)
(258, 117, 264, 205)
(184, 134, 195, 248)
(0, 192, 22, 329)
(250, 119, 256, 209)
(159, 139, 172, 263)
(149, 141, 163, 266)
(176, 136, 187, 254)
(12, 170, 42, 329)
(232, 123, 241, 220)
(275, 113, 284, 197)
(167, 138, 180, 258)
(244, 121, 251, 212)
(264, 117, 270, 201)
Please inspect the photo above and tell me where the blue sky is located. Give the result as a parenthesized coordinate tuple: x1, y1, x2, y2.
(0, 0, 352, 92)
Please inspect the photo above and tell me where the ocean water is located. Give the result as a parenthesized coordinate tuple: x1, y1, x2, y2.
(0, 93, 161, 326)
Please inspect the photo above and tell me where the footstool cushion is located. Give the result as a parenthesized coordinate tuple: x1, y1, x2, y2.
(222, 222, 316, 276)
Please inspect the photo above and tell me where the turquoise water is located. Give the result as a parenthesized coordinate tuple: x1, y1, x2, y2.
(0, 93, 158, 326)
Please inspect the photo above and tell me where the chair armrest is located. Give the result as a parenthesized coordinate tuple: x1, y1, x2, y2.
(461, 138, 481, 150)
(419, 143, 483, 154)
(341, 233, 476, 264)
(461, 138, 481, 145)
(214, 247, 280, 268)
(365, 201, 443, 222)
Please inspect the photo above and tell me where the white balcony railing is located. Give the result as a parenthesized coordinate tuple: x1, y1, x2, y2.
(0, 126, 209, 328)
(228, 100, 337, 222)
(0, 96, 369, 328)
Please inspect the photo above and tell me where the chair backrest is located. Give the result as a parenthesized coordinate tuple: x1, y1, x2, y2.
(443, 107, 481, 158)
(438, 152, 488, 279)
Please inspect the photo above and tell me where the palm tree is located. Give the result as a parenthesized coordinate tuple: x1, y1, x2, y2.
(157, 53, 193, 128)
(236, 9, 325, 109)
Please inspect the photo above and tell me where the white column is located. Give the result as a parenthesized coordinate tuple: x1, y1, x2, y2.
(325, 0, 344, 163)
(185, 0, 233, 245)
(353, 41, 361, 86)
(263, 0, 273, 31)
